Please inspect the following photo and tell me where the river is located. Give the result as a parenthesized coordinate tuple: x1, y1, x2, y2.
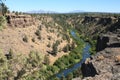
(56, 31, 91, 78)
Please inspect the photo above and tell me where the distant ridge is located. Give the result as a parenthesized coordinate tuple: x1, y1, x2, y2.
(26, 10, 86, 14)
(68, 10, 85, 13)
(26, 10, 58, 14)
(26, 9, 120, 14)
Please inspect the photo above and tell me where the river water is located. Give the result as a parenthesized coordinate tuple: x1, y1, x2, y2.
(56, 31, 91, 78)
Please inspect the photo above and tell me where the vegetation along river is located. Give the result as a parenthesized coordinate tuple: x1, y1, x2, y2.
(56, 31, 91, 78)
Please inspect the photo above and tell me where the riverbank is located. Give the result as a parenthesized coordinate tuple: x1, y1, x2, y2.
(56, 43, 91, 78)
(46, 29, 95, 80)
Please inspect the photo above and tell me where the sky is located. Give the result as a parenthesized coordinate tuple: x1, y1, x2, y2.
(4, 0, 120, 13)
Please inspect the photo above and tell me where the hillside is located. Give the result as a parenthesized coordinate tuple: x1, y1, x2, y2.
(0, 14, 75, 65)
(0, 13, 120, 80)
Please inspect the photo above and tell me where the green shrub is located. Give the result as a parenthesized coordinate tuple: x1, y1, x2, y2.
(44, 55, 50, 65)
(48, 36, 52, 40)
(52, 43, 58, 55)
(66, 73, 73, 80)
(23, 35, 28, 42)
(0, 49, 8, 79)
(12, 11, 15, 13)
(38, 25, 42, 30)
(31, 38, 35, 42)
(35, 30, 40, 36)
(62, 44, 70, 52)
(15, 11, 19, 15)
(0, 16, 6, 30)
(38, 35, 41, 40)
(35, 30, 42, 40)
(27, 51, 42, 68)
(47, 66, 59, 74)
(7, 49, 14, 60)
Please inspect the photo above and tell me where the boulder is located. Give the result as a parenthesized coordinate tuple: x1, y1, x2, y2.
(96, 35, 109, 51)
(115, 55, 120, 62)
(96, 55, 104, 61)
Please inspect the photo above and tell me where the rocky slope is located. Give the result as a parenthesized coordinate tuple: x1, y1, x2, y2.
(66, 15, 120, 39)
(0, 14, 74, 64)
(73, 31, 120, 80)
(77, 47, 120, 80)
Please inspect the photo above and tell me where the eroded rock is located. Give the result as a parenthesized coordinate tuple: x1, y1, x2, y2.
(6, 14, 38, 28)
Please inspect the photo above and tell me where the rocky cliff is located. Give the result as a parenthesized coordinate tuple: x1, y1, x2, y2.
(80, 47, 120, 80)
(96, 32, 120, 51)
(67, 15, 120, 39)
(73, 48, 120, 80)
(75, 31, 120, 80)
(6, 14, 39, 27)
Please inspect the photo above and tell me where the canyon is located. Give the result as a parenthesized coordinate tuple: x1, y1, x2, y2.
(0, 13, 120, 80)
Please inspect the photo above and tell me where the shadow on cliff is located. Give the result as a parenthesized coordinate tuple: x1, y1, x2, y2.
(108, 43, 120, 47)
(108, 18, 120, 32)
(96, 36, 109, 52)
(81, 62, 98, 77)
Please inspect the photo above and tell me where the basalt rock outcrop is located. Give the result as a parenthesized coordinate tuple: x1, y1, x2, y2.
(73, 47, 120, 80)
(81, 62, 98, 77)
(82, 47, 120, 80)
(80, 32, 120, 80)
(82, 16, 112, 26)
(6, 14, 38, 28)
(96, 32, 120, 51)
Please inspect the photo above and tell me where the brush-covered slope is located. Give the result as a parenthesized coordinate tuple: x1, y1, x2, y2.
(0, 14, 75, 64)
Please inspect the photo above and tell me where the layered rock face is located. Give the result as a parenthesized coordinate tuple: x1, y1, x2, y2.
(6, 14, 38, 27)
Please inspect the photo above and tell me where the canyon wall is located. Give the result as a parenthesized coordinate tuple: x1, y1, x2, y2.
(6, 14, 39, 27)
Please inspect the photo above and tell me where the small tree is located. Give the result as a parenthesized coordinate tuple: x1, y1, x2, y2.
(12, 11, 15, 13)
(31, 38, 35, 42)
(0, 16, 6, 30)
(44, 55, 50, 65)
(0, 49, 8, 79)
(6, 49, 14, 60)
(63, 44, 70, 52)
(23, 35, 28, 42)
(35, 30, 40, 36)
(52, 43, 58, 55)
(1, 2, 8, 16)
(61, 75, 66, 80)
(7, 10, 10, 14)
(19, 12, 22, 15)
(66, 73, 73, 80)
(27, 51, 42, 68)
(15, 11, 19, 15)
